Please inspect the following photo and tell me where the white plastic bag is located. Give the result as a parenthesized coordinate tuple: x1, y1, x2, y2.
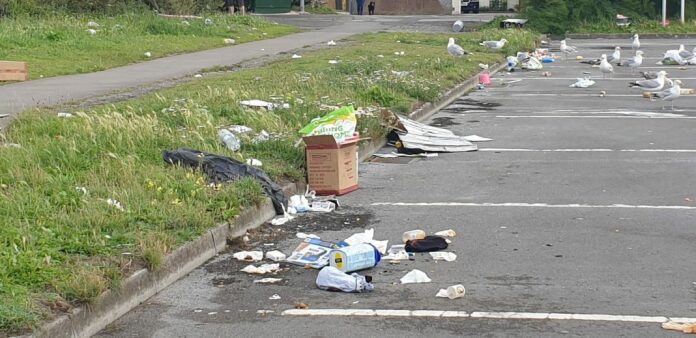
(316, 266, 374, 293)
(400, 269, 431, 284)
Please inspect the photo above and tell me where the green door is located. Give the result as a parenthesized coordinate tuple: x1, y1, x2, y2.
(254, 0, 293, 13)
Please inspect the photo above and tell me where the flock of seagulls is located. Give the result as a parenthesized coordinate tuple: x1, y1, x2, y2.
(563, 34, 688, 110)
(447, 37, 508, 57)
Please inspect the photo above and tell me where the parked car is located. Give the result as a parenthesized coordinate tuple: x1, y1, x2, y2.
(461, 0, 479, 14)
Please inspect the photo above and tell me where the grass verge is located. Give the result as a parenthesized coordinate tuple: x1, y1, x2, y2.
(0, 29, 537, 334)
(570, 19, 696, 34)
(0, 13, 298, 80)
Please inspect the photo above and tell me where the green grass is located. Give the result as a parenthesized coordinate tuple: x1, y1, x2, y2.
(0, 29, 537, 334)
(0, 12, 299, 79)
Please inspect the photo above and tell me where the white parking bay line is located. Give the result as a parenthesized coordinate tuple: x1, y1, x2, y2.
(479, 148, 696, 153)
(370, 202, 696, 210)
(282, 309, 696, 324)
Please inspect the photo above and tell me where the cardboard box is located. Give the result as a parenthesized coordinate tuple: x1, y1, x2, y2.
(0, 61, 28, 81)
(303, 135, 358, 196)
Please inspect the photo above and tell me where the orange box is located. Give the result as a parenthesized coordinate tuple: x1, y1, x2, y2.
(0, 61, 28, 81)
(303, 135, 358, 196)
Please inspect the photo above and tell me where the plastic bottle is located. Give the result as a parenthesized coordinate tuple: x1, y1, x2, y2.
(218, 129, 240, 152)
(402, 230, 426, 243)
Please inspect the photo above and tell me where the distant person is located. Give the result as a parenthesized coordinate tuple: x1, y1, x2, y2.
(356, 0, 365, 15)
(368, 1, 375, 15)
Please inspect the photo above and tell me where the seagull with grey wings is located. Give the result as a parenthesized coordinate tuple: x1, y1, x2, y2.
(447, 37, 470, 57)
(629, 70, 668, 91)
(619, 51, 643, 73)
(650, 79, 682, 110)
(480, 38, 507, 50)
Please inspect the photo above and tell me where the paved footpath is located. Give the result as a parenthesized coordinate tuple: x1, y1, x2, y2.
(96, 37, 696, 337)
(0, 14, 494, 130)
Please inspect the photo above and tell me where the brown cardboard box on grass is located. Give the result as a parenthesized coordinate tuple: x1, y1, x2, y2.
(303, 134, 358, 196)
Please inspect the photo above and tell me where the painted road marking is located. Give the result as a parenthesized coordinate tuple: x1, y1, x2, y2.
(370, 202, 696, 210)
(282, 309, 696, 324)
(495, 115, 696, 119)
(479, 148, 696, 153)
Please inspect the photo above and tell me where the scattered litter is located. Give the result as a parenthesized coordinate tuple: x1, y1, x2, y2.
(106, 198, 124, 211)
(662, 321, 696, 334)
(204, 18, 213, 25)
(430, 252, 457, 262)
(294, 303, 309, 309)
(163, 149, 287, 215)
(240, 263, 280, 274)
(384, 111, 479, 153)
(194, 74, 202, 78)
(328, 60, 338, 64)
(270, 211, 294, 225)
(434, 229, 456, 237)
(373, 152, 438, 158)
(309, 201, 337, 212)
(224, 38, 236, 44)
(0, 114, 8, 118)
(463, 135, 492, 142)
(400, 269, 431, 284)
(383, 245, 412, 261)
(257, 310, 274, 314)
(265, 250, 286, 262)
(291, 54, 302, 59)
(208, 312, 217, 315)
(329, 243, 381, 273)
(194, 309, 203, 313)
(405, 236, 448, 252)
(542, 71, 551, 77)
(452, 20, 464, 32)
(86, 29, 97, 35)
(250, 130, 270, 144)
(57, 112, 73, 118)
(402, 230, 426, 243)
(87, 21, 99, 28)
(144, 51, 152, 58)
(522, 57, 543, 70)
(316, 266, 374, 292)
(299, 106, 357, 143)
(233, 251, 263, 262)
(269, 294, 281, 300)
(254, 278, 283, 284)
(240, 100, 289, 111)
(227, 125, 253, 134)
(286, 238, 336, 268)
(436, 285, 466, 299)
(75, 186, 88, 195)
(327, 40, 337, 46)
(576, 56, 584, 60)
(343, 228, 388, 254)
(296, 232, 320, 239)
(377, 54, 384, 58)
(218, 129, 241, 152)
(245, 158, 263, 167)
(289, 195, 311, 213)
(600, 91, 607, 97)
(570, 77, 596, 88)
(478, 63, 489, 70)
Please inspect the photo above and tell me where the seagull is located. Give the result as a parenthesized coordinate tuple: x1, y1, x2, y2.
(640, 71, 658, 80)
(599, 54, 614, 79)
(650, 79, 682, 110)
(607, 46, 621, 64)
(629, 70, 667, 91)
(447, 37, 468, 57)
(480, 38, 507, 50)
(632, 34, 640, 50)
(619, 51, 643, 73)
(560, 40, 577, 59)
(678, 45, 694, 59)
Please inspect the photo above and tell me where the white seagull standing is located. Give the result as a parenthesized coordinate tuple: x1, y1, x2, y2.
(619, 50, 643, 74)
(599, 54, 614, 79)
(447, 37, 468, 57)
(650, 79, 682, 110)
(607, 46, 621, 64)
(560, 40, 577, 59)
(480, 38, 507, 50)
(632, 34, 640, 50)
(630, 70, 667, 91)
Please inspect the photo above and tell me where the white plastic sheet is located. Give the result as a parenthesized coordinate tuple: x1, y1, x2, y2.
(400, 269, 431, 284)
(316, 266, 374, 293)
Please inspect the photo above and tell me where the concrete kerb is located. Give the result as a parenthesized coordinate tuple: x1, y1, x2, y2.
(357, 61, 504, 162)
(31, 63, 503, 338)
(32, 186, 295, 338)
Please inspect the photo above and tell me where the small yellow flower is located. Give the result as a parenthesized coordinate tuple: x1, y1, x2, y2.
(146, 180, 156, 189)
(170, 198, 182, 205)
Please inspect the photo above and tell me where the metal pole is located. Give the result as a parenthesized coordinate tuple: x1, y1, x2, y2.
(300, 0, 305, 13)
(681, 0, 686, 23)
(662, 0, 667, 26)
